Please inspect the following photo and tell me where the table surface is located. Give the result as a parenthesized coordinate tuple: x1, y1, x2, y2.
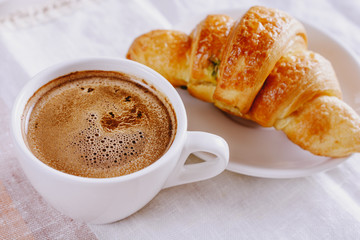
(1, 0, 360, 239)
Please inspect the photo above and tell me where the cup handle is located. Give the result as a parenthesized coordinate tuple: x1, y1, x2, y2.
(163, 131, 229, 188)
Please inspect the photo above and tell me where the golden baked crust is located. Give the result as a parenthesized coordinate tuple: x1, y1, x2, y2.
(248, 51, 342, 127)
(126, 5, 360, 157)
(126, 30, 191, 87)
(275, 96, 360, 157)
(214, 6, 307, 115)
(188, 15, 234, 102)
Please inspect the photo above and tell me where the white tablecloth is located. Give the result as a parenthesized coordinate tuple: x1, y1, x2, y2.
(1, 0, 360, 239)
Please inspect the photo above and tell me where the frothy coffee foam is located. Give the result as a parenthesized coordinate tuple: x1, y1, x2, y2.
(24, 71, 176, 178)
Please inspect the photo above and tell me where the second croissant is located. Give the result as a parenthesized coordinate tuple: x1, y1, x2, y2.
(126, 6, 360, 158)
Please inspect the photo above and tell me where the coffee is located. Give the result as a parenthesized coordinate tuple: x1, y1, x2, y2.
(23, 70, 177, 178)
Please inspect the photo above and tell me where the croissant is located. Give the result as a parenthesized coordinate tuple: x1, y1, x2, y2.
(126, 6, 360, 158)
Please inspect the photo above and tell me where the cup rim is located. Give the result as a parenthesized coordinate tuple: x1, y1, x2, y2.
(11, 57, 187, 183)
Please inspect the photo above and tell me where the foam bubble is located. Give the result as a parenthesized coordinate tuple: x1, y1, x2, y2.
(25, 70, 176, 178)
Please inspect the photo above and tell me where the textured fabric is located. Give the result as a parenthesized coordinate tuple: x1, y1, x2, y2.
(1, 0, 360, 239)
(0, 98, 98, 240)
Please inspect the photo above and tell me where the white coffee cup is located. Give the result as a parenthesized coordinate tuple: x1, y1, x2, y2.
(11, 57, 229, 224)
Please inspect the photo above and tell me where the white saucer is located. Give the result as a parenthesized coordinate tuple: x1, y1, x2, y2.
(175, 8, 360, 178)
